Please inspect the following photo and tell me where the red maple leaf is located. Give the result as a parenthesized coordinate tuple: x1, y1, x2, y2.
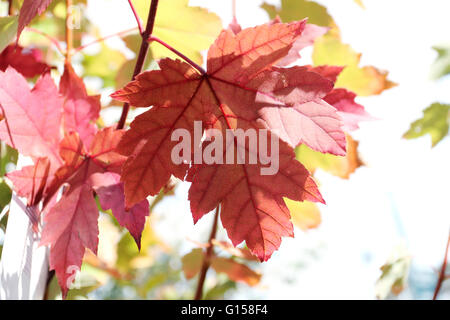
(187, 124, 324, 261)
(0, 67, 63, 168)
(7, 157, 50, 206)
(278, 23, 328, 66)
(2, 64, 102, 205)
(0, 45, 51, 78)
(324, 88, 373, 131)
(91, 172, 150, 250)
(59, 64, 101, 146)
(17, 0, 54, 40)
(308, 65, 373, 131)
(112, 22, 339, 260)
(40, 128, 148, 298)
(112, 21, 344, 207)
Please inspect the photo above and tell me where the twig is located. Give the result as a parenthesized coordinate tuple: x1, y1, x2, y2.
(73, 27, 138, 53)
(127, 0, 144, 35)
(117, 0, 159, 130)
(148, 36, 206, 75)
(7, 0, 12, 15)
(25, 27, 65, 56)
(232, 0, 237, 22)
(433, 230, 450, 300)
(194, 206, 220, 300)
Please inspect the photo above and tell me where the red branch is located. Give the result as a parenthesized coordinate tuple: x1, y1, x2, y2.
(117, 0, 159, 130)
(25, 27, 65, 55)
(148, 36, 206, 75)
(433, 231, 450, 300)
(127, 0, 144, 34)
(73, 27, 138, 53)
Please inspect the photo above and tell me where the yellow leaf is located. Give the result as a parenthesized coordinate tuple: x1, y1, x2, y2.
(296, 135, 363, 179)
(313, 35, 395, 96)
(210, 257, 261, 286)
(135, 0, 222, 64)
(354, 0, 365, 9)
(181, 248, 204, 279)
(285, 199, 321, 231)
(261, 0, 333, 27)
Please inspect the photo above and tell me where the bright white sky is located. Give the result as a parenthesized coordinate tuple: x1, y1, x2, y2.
(86, 0, 450, 299)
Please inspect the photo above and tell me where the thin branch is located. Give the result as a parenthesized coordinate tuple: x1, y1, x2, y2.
(25, 27, 65, 56)
(148, 36, 206, 75)
(127, 0, 144, 35)
(8, 0, 13, 15)
(117, 0, 159, 130)
(73, 27, 138, 53)
(65, 0, 73, 63)
(232, 0, 237, 22)
(194, 206, 220, 300)
(433, 230, 450, 300)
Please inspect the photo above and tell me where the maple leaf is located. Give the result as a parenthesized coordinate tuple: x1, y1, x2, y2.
(430, 45, 450, 80)
(0, 16, 18, 53)
(307, 66, 373, 131)
(41, 128, 148, 297)
(6, 157, 50, 206)
(17, 0, 54, 40)
(182, 248, 261, 285)
(313, 34, 396, 96)
(296, 134, 363, 180)
(254, 66, 346, 153)
(0, 67, 63, 168)
(211, 256, 261, 286)
(0, 45, 51, 78)
(91, 172, 150, 250)
(40, 173, 99, 299)
(277, 23, 328, 66)
(59, 64, 101, 146)
(187, 129, 324, 261)
(262, 0, 395, 96)
(324, 88, 372, 131)
(403, 103, 450, 147)
(112, 21, 343, 207)
(285, 198, 321, 231)
(261, 0, 333, 27)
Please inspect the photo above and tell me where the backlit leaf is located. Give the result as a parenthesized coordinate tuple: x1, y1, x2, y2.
(403, 103, 450, 147)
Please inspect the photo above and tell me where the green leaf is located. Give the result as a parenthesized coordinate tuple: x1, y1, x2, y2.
(403, 103, 450, 147)
(261, 0, 333, 27)
(1, 143, 18, 176)
(82, 43, 127, 87)
(430, 45, 450, 80)
(115, 34, 155, 90)
(181, 248, 204, 279)
(0, 16, 18, 53)
(0, 179, 11, 213)
(204, 280, 236, 300)
(135, 0, 222, 64)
